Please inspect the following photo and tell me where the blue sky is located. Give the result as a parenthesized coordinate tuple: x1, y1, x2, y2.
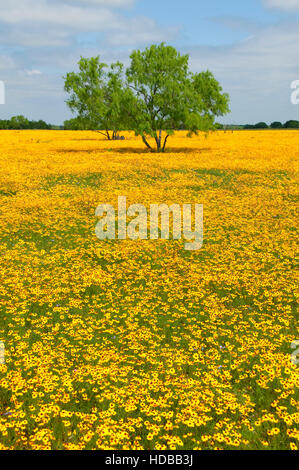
(132, 0, 278, 45)
(0, 0, 299, 124)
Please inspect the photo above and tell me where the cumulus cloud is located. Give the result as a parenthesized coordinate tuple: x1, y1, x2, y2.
(0, 0, 180, 122)
(0, 27, 71, 48)
(189, 20, 299, 123)
(25, 69, 42, 76)
(263, 0, 299, 11)
(0, 0, 177, 46)
(1, 0, 298, 124)
(0, 0, 120, 30)
(105, 17, 180, 46)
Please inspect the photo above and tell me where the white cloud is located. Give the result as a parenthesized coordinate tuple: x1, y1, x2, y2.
(189, 20, 299, 123)
(0, 25, 73, 48)
(0, 1, 120, 30)
(263, 0, 299, 11)
(2, 0, 298, 124)
(25, 69, 42, 76)
(0, 0, 180, 122)
(0, 0, 176, 47)
(106, 17, 180, 46)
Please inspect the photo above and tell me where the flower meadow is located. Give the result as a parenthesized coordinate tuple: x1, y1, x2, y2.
(0, 129, 298, 450)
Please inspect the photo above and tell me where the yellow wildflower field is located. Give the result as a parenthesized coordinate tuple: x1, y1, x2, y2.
(0, 129, 298, 450)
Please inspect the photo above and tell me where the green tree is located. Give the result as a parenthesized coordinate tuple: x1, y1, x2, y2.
(284, 120, 299, 129)
(104, 62, 135, 139)
(191, 70, 229, 130)
(126, 43, 230, 152)
(30, 119, 50, 129)
(254, 122, 268, 129)
(270, 121, 283, 129)
(64, 117, 90, 130)
(9, 115, 30, 129)
(0, 120, 10, 129)
(64, 57, 130, 140)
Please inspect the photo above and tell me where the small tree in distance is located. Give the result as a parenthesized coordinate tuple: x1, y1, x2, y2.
(270, 121, 283, 129)
(284, 120, 299, 128)
(254, 122, 268, 129)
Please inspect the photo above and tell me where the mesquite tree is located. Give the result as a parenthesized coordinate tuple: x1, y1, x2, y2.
(64, 44, 230, 151)
(126, 43, 230, 152)
(64, 57, 130, 140)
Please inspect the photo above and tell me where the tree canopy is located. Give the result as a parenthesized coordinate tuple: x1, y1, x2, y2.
(125, 43, 230, 151)
(270, 121, 283, 129)
(284, 120, 299, 129)
(64, 43, 230, 151)
(64, 57, 132, 140)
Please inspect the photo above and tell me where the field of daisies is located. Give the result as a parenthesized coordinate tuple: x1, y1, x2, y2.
(0, 129, 298, 450)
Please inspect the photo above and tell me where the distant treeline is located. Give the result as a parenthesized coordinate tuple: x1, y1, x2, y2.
(1, 115, 298, 131)
(213, 121, 299, 130)
(0, 115, 55, 129)
(243, 120, 299, 129)
(185, 121, 299, 130)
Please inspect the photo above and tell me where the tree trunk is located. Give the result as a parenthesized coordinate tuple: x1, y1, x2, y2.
(155, 130, 162, 152)
(162, 134, 169, 152)
(142, 135, 153, 151)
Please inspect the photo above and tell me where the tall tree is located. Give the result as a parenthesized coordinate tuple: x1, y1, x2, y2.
(126, 43, 230, 152)
(64, 57, 130, 140)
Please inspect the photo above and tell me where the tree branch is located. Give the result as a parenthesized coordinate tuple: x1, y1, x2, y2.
(96, 130, 110, 139)
(162, 134, 169, 152)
